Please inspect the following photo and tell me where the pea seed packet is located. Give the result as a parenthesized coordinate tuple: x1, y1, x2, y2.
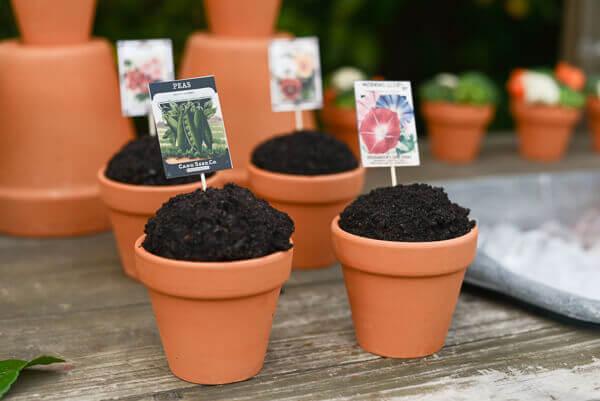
(268, 37, 323, 112)
(354, 81, 420, 168)
(149, 76, 233, 179)
(116, 39, 175, 117)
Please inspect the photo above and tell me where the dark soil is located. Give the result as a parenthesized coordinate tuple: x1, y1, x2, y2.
(339, 183, 476, 242)
(251, 130, 359, 175)
(142, 184, 294, 262)
(105, 136, 213, 186)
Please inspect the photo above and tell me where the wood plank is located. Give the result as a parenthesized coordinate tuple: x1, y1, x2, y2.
(2, 280, 558, 400)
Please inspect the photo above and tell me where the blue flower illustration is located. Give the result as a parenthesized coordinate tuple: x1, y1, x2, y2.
(375, 95, 414, 126)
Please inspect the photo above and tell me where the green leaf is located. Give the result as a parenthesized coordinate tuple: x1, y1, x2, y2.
(0, 356, 64, 399)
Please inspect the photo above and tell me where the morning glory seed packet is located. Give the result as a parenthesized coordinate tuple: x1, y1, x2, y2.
(354, 80, 420, 168)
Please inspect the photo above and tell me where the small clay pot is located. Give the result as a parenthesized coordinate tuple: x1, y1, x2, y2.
(421, 101, 494, 163)
(134, 235, 293, 384)
(98, 168, 220, 279)
(586, 96, 600, 153)
(321, 89, 360, 158)
(331, 216, 478, 358)
(248, 164, 365, 269)
(203, 0, 281, 37)
(510, 100, 582, 162)
(11, 0, 97, 46)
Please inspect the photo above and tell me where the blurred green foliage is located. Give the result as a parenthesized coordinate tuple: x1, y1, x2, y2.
(0, 0, 563, 131)
(420, 72, 499, 105)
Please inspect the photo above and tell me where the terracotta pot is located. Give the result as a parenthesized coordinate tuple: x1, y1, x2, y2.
(98, 168, 220, 279)
(11, 0, 97, 46)
(421, 101, 494, 163)
(180, 32, 315, 186)
(586, 96, 600, 153)
(248, 164, 365, 269)
(510, 100, 582, 162)
(331, 216, 478, 358)
(321, 89, 360, 158)
(0, 39, 134, 237)
(134, 235, 293, 384)
(203, 0, 281, 37)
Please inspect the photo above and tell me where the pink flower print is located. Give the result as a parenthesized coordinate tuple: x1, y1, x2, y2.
(140, 58, 163, 81)
(356, 91, 378, 121)
(359, 108, 401, 154)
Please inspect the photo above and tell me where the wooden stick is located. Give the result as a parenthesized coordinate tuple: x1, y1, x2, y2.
(201, 173, 207, 191)
(294, 110, 303, 131)
(390, 165, 397, 187)
(148, 111, 156, 137)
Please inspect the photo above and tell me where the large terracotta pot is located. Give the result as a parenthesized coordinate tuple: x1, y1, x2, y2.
(11, 0, 97, 46)
(135, 235, 293, 384)
(510, 100, 582, 162)
(180, 33, 315, 186)
(586, 96, 600, 153)
(98, 169, 221, 279)
(331, 216, 478, 358)
(248, 164, 365, 269)
(321, 89, 360, 158)
(203, 0, 281, 37)
(422, 101, 494, 163)
(0, 39, 134, 237)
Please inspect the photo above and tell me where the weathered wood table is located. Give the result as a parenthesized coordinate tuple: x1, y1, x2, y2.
(2, 135, 600, 400)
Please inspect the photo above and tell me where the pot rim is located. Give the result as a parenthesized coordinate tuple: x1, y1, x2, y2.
(331, 215, 478, 277)
(332, 215, 477, 248)
(134, 234, 293, 299)
(510, 99, 583, 114)
(98, 165, 216, 194)
(248, 162, 363, 183)
(98, 165, 219, 215)
(248, 163, 365, 204)
(422, 100, 495, 109)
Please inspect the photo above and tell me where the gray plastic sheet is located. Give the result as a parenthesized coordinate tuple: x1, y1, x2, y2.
(430, 170, 600, 325)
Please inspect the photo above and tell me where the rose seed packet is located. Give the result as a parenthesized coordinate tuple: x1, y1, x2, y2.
(149, 76, 233, 179)
(268, 37, 323, 112)
(117, 39, 175, 117)
(354, 80, 420, 168)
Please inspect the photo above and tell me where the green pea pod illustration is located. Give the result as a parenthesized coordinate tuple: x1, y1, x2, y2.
(193, 108, 207, 151)
(164, 114, 178, 133)
(182, 107, 201, 155)
(200, 110, 213, 151)
(175, 109, 189, 152)
(163, 127, 176, 145)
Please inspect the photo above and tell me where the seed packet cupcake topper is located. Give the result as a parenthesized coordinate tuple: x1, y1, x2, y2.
(354, 80, 420, 185)
(149, 76, 233, 189)
(268, 36, 323, 130)
(117, 39, 175, 135)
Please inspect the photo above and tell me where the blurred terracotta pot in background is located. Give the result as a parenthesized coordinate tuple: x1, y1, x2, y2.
(203, 0, 281, 37)
(586, 96, 600, 153)
(510, 100, 582, 162)
(98, 169, 220, 279)
(248, 163, 365, 269)
(321, 89, 361, 158)
(422, 101, 494, 164)
(11, 0, 97, 45)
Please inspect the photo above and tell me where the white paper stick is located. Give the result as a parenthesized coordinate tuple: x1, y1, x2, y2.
(148, 111, 156, 137)
(294, 110, 303, 131)
(201, 173, 207, 191)
(390, 165, 397, 187)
